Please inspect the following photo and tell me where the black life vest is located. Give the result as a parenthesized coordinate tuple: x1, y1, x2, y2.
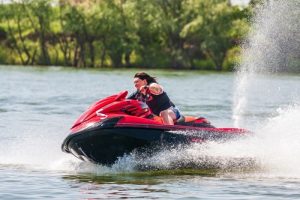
(127, 90, 174, 115)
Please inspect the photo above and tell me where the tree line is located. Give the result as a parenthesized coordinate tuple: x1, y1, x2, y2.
(0, 0, 253, 70)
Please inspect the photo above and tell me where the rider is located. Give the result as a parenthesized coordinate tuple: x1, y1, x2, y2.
(127, 72, 181, 125)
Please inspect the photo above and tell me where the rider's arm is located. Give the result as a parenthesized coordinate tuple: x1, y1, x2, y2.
(148, 83, 163, 95)
(140, 83, 163, 95)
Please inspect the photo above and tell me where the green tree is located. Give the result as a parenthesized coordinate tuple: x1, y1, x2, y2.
(154, 0, 191, 68)
(130, 0, 166, 67)
(99, 0, 136, 67)
(1, 2, 38, 65)
(22, 0, 53, 65)
(181, 0, 249, 70)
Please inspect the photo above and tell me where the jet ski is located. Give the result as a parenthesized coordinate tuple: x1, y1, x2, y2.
(62, 91, 249, 165)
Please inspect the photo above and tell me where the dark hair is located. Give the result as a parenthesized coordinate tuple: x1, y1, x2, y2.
(134, 72, 157, 84)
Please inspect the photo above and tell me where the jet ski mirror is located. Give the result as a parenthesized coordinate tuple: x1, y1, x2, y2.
(114, 90, 128, 101)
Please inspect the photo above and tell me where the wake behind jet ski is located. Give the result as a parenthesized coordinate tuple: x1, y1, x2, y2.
(61, 91, 249, 165)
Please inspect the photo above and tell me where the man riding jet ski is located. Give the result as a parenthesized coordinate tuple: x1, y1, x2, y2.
(62, 89, 249, 165)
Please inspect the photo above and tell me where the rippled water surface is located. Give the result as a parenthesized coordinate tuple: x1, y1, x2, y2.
(1, 65, 300, 199)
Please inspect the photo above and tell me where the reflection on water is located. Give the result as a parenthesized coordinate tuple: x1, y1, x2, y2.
(63, 173, 161, 185)
(62, 170, 218, 199)
(63, 168, 219, 184)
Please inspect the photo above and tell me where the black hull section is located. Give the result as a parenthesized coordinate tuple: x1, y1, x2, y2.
(62, 126, 191, 165)
(62, 117, 243, 165)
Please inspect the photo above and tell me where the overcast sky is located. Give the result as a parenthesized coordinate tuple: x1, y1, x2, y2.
(231, 0, 251, 6)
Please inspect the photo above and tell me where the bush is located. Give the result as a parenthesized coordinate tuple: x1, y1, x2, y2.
(193, 59, 215, 70)
(0, 27, 6, 41)
(223, 46, 242, 71)
(0, 44, 8, 64)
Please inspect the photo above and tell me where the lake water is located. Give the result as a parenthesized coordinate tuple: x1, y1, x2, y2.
(1, 65, 300, 199)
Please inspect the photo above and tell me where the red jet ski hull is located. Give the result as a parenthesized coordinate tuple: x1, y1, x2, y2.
(62, 91, 248, 165)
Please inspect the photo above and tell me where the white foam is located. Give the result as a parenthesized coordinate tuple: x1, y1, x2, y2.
(231, 0, 300, 177)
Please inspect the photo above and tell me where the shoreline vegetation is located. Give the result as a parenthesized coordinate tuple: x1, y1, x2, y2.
(1, 0, 298, 72)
